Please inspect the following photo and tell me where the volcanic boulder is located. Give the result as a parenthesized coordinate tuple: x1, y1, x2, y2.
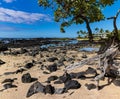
(26, 81, 45, 97)
(64, 80, 81, 91)
(21, 73, 37, 83)
(47, 63, 57, 72)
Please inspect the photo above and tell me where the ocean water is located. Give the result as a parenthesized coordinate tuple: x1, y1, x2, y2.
(40, 40, 99, 52)
(79, 47, 99, 52)
(40, 40, 78, 48)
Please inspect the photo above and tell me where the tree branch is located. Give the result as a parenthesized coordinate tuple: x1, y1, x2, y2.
(107, 9, 120, 41)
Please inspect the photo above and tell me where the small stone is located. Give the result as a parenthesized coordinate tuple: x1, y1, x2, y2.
(85, 83, 96, 90)
(81, 53, 87, 58)
(21, 73, 37, 83)
(2, 78, 17, 84)
(59, 72, 71, 83)
(21, 73, 32, 83)
(0, 59, 5, 65)
(43, 71, 50, 74)
(25, 63, 34, 69)
(70, 72, 86, 79)
(54, 80, 63, 84)
(85, 67, 97, 75)
(47, 57, 58, 62)
(3, 83, 17, 89)
(47, 63, 57, 72)
(47, 76, 58, 82)
(15, 68, 26, 74)
(64, 80, 81, 91)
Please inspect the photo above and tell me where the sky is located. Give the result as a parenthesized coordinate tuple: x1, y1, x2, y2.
(0, 0, 120, 38)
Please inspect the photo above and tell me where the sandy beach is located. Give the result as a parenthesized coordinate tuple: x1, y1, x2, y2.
(0, 45, 120, 99)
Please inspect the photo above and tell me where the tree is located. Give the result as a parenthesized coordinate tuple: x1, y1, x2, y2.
(77, 31, 81, 38)
(38, 0, 116, 42)
(94, 27, 99, 34)
(100, 28, 104, 34)
(107, 9, 120, 42)
(77, 30, 87, 38)
(105, 30, 110, 33)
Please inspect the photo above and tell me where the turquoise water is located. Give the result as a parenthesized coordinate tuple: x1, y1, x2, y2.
(40, 40, 99, 52)
(40, 40, 78, 48)
(79, 47, 99, 52)
(40, 43, 64, 48)
(68, 40, 78, 44)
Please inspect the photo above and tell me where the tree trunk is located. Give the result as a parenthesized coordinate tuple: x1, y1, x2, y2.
(79, 15, 93, 42)
(85, 19, 93, 42)
(113, 17, 119, 41)
(107, 9, 120, 42)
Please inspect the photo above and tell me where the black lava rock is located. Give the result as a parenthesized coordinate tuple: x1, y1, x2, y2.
(15, 68, 26, 74)
(21, 73, 37, 83)
(47, 57, 58, 62)
(47, 76, 58, 82)
(11, 51, 20, 55)
(85, 67, 97, 75)
(59, 72, 71, 83)
(26, 81, 45, 97)
(3, 83, 17, 89)
(43, 71, 50, 74)
(81, 53, 87, 58)
(0, 45, 8, 52)
(64, 80, 81, 91)
(44, 84, 55, 94)
(2, 78, 17, 84)
(47, 63, 57, 72)
(4, 72, 15, 75)
(85, 83, 96, 90)
(22, 73, 32, 83)
(0, 59, 5, 65)
(54, 80, 63, 84)
(20, 48, 28, 54)
(70, 72, 86, 79)
(105, 69, 118, 78)
(25, 63, 34, 69)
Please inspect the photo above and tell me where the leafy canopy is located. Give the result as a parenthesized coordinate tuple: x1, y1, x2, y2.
(38, 0, 116, 34)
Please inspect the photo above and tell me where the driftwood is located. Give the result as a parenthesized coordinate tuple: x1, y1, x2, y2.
(65, 43, 120, 89)
(65, 44, 119, 71)
(65, 9, 120, 89)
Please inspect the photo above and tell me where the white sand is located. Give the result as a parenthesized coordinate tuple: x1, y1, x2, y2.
(0, 51, 120, 99)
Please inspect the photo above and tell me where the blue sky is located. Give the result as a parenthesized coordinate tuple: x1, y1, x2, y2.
(0, 0, 120, 38)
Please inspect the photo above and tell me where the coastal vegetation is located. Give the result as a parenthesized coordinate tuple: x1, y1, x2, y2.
(38, 0, 118, 42)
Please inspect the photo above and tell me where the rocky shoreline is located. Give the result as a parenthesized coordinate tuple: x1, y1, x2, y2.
(0, 38, 120, 99)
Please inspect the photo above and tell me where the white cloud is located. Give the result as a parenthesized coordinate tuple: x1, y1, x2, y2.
(0, 24, 32, 32)
(3, 0, 15, 3)
(0, 7, 52, 23)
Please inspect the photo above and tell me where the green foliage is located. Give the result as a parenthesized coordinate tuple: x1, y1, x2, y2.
(100, 28, 104, 34)
(77, 30, 87, 38)
(106, 33, 113, 38)
(38, 0, 117, 37)
(100, 0, 116, 6)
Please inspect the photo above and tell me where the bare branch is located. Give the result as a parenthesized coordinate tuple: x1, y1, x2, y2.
(107, 16, 115, 20)
(116, 9, 120, 18)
